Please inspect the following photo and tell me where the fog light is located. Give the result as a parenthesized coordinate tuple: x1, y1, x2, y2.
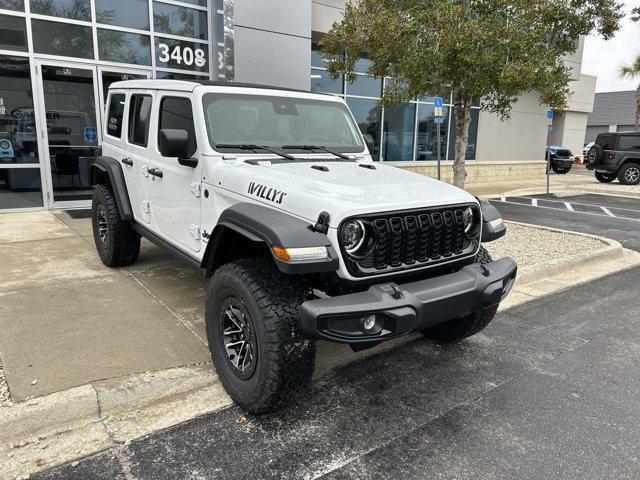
(361, 314, 383, 335)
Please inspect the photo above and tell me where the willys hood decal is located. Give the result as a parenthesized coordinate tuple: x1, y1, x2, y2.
(222, 160, 477, 228)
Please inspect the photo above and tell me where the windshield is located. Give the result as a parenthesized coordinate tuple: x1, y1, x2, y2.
(202, 93, 365, 153)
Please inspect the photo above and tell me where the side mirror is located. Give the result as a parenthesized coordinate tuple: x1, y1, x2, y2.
(362, 133, 379, 161)
(159, 128, 197, 167)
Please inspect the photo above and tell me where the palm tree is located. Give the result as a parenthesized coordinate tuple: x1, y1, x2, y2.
(619, 57, 640, 132)
(620, 7, 640, 132)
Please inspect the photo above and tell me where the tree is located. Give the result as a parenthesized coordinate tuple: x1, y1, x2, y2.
(619, 6, 640, 131)
(321, 0, 622, 187)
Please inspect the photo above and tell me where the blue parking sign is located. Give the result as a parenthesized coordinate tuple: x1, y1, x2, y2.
(434, 97, 443, 108)
(434, 117, 444, 124)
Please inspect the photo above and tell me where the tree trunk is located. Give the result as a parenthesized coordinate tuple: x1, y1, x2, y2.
(452, 99, 472, 188)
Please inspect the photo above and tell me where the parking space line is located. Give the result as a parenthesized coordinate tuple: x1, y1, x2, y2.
(489, 198, 640, 223)
(601, 206, 616, 217)
(532, 198, 538, 207)
(564, 202, 574, 212)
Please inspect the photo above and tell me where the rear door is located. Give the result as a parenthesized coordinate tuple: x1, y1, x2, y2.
(124, 91, 155, 224)
(147, 93, 201, 252)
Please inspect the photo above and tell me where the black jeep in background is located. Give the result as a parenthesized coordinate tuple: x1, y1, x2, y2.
(586, 132, 640, 185)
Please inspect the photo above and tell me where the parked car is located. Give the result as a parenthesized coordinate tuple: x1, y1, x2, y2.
(586, 132, 640, 185)
(583, 141, 594, 159)
(546, 146, 575, 174)
(90, 80, 516, 414)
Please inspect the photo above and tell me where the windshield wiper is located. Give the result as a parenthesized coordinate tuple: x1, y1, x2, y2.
(281, 144, 351, 161)
(215, 143, 296, 161)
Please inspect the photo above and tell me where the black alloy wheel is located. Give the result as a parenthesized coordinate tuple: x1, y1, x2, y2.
(219, 297, 257, 380)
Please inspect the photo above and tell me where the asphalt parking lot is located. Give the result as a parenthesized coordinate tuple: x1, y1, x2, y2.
(491, 193, 640, 252)
(34, 192, 640, 479)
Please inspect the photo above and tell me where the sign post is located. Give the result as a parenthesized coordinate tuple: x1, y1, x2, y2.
(546, 109, 553, 195)
(434, 97, 444, 180)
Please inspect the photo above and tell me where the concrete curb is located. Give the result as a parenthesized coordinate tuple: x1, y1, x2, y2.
(507, 221, 625, 287)
(480, 185, 640, 200)
(0, 365, 233, 480)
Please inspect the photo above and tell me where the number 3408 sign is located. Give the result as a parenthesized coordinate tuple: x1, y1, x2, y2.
(157, 43, 207, 68)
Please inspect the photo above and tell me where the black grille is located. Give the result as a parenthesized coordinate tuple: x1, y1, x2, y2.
(341, 205, 479, 277)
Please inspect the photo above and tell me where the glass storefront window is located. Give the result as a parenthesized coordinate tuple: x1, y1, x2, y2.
(382, 103, 415, 162)
(95, 0, 150, 31)
(310, 69, 342, 95)
(346, 97, 382, 156)
(0, 55, 43, 209)
(0, 14, 27, 52)
(98, 29, 152, 66)
(0, 0, 24, 11)
(346, 74, 382, 98)
(175, 0, 207, 6)
(101, 71, 148, 101)
(448, 108, 480, 161)
(155, 37, 209, 73)
(155, 71, 209, 81)
(0, 169, 44, 209)
(416, 104, 449, 161)
(32, 19, 94, 59)
(0, 55, 40, 165)
(311, 43, 325, 68)
(153, 2, 208, 40)
(30, 0, 91, 21)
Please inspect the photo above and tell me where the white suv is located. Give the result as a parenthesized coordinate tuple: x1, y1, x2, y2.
(90, 80, 516, 413)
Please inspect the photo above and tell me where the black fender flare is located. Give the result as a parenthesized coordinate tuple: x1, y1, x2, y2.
(479, 200, 506, 243)
(201, 203, 339, 275)
(90, 156, 133, 221)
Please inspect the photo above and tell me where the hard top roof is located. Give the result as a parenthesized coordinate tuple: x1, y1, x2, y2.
(108, 79, 332, 97)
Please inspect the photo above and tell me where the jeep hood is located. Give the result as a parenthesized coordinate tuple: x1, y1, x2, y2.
(219, 160, 478, 228)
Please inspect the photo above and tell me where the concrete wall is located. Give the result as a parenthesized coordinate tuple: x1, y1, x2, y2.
(233, 0, 312, 90)
(475, 91, 548, 162)
(391, 160, 547, 184)
(312, 0, 344, 33)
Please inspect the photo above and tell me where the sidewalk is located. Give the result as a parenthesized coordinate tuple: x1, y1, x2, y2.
(0, 211, 210, 401)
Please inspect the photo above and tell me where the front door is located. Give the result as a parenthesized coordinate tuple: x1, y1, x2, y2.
(148, 92, 201, 252)
(34, 61, 101, 208)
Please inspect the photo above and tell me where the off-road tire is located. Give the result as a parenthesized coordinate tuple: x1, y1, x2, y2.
(205, 258, 315, 414)
(552, 165, 571, 174)
(617, 163, 640, 186)
(420, 246, 498, 343)
(586, 145, 604, 168)
(91, 184, 140, 267)
(595, 171, 616, 183)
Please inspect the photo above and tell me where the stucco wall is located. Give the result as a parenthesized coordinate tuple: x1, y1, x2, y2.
(390, 160, 547, 184)
(475, 92, 548, 162)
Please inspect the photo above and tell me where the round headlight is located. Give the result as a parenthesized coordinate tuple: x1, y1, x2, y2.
(341, 220, 365, 253)
(0, 140, 9, 150)
(463, 207, 475, 234)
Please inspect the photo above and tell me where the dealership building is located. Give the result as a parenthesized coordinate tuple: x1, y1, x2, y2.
(0, 0, 595, 212)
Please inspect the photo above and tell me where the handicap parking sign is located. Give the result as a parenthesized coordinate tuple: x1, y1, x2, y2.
(84, 127, 97, 143)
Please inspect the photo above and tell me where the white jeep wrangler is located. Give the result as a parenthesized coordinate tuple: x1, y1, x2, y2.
(90, 80, 516, 413)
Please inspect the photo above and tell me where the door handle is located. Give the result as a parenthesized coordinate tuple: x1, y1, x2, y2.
(148, 167, 163, 178)
(122, 157, 133, 166)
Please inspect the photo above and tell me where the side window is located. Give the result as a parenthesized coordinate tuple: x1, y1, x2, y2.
(158, 97, 197, 157)
(128, 94, 152, 147)
(619, 136, 640, 151)
(105, 93, 126, 139)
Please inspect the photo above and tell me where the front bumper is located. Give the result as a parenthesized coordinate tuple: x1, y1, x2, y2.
(300, 257, 517, 344)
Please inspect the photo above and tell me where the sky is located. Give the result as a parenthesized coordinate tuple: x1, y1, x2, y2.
(582, 0, 640, 92)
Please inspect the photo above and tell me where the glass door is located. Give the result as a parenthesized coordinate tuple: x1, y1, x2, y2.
(35, 60, 101, 208)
